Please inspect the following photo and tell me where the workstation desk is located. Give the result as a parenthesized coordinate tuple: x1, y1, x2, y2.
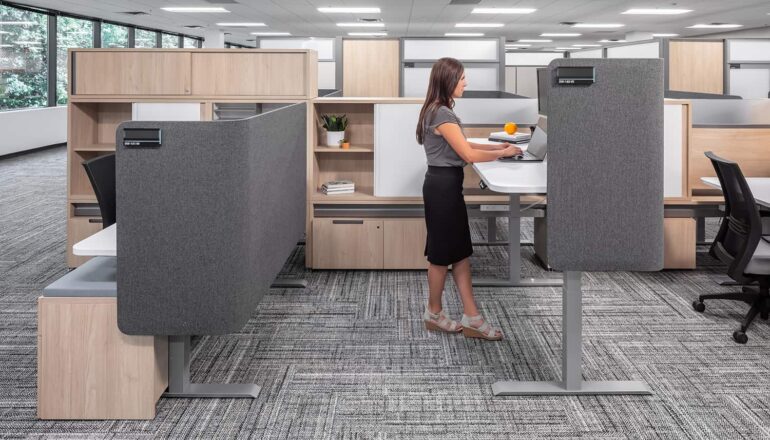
(702, 177, 770, 207)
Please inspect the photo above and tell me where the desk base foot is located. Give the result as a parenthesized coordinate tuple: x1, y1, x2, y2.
(473, 277, 563, 288)
(492, 380, 652, 396)
(164, 383, 260, 399)
(271, 278, 308, 289)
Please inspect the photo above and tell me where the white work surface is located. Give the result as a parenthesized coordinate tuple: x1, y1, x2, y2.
(469, 138, 547, 194)
(72, 223, 116, 256)
(701, 177, 770, 208)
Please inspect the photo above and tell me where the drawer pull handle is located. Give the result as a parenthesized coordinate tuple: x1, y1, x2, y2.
(88, 218, 103, 224)
(333, 220, 364, 225)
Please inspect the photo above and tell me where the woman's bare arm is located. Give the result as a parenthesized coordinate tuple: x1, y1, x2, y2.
(436, 123, 521, 163)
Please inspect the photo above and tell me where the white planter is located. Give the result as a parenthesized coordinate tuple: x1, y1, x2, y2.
(325, 130, 345, 148)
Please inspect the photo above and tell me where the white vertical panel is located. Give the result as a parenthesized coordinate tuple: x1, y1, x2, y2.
(131, 103, 201, 121)
(606, 42, 660, 59)
(318, 61, 336, 89)
(505, 67, 517, 93)
(663, 104, 684, 198)
(403, 66, 498, 97)
(728, 40, 770, 62)
(403, 39, 498, 61)
(516, 66, 539, 98)
(729, 68, 770, 99)
(259, 38, 335, 60)
(505, 52, 563, 66)
(570, 49, 603, 59)
(374, 104, 427, 197)
(0, 106, 66, 156)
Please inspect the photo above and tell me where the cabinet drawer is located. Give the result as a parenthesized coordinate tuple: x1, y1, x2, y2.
(312, 219, 383, 269)
(383, 219, 428, 269)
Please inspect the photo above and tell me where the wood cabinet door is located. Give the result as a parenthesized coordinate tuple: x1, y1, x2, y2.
(73, 51, 191, 96)
(191, 53, 307, 97)
(67, 216, 104, 267)
(383, 219, 428, 269)
(312, 218, 383, 269)
(343, 40, 400, 97)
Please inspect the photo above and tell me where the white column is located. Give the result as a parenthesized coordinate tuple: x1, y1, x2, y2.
(203, 30, 225, 48)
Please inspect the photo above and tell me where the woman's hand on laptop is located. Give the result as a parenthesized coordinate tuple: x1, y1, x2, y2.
(499, 144, 523, 158)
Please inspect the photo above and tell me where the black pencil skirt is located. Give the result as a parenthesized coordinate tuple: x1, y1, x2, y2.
(423, 166, 474, 266)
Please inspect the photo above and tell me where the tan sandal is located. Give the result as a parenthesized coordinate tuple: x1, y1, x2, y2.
(423, 307, 463, 333)
(460, 314, 503, 341)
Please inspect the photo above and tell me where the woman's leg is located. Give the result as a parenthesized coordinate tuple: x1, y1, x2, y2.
(427, 263, 448, 313)
(450, 258, 479, 316)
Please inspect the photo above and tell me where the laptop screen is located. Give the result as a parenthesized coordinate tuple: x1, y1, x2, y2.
(527, 118, 548, 159)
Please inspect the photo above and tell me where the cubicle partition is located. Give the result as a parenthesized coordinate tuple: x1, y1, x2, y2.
(115, 103, 307, 397)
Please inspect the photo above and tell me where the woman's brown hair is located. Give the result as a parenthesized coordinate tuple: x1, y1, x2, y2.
(415, 57, 464, 145)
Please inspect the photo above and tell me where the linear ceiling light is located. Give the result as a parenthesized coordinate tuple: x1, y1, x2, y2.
(471, 8, 536, 14)
(541, 33, 581, 37)
(519, 39, 551, 43)
(505, 43, 532, 47)
(216, 22, 266, 27)
(688, 23, 742, 28)
(336, 22, 385, 27)
(622, 8, 692, 15)
(455, 23, 504, 28)
(573, 44, 601, 47)
(599, 39, 627, 43)
(573, 23, 625, 28)
(251, 32, 292, 36)
(445, 32, 484, 37)
(318, 7, 381, 13)
(554, 47, 575, 50)
(0, 21, 36, 25)
(348, 32, 387, 36)
(14, 40, 43, 44)
(652, 33, 679, 37)
(161, 7, 230, 13)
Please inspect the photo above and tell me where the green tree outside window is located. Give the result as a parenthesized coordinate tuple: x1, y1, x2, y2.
(0, 5, 48, 111)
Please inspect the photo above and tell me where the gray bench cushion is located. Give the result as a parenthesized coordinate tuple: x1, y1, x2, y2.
(43, 257, 117, 297)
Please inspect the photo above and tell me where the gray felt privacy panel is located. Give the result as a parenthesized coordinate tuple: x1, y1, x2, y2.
(546, 59, 664, 271)
(116, 103, 307, 335)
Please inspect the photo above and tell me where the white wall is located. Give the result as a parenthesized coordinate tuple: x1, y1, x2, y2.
(606, 42, 660, 58)
(0, 106, 67, 157)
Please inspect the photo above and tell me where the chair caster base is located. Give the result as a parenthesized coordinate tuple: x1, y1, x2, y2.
(692, 300, 705, 313)
(733, 330, 748, 344)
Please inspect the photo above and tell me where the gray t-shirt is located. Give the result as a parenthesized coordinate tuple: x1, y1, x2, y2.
(423, 105, 466, 167)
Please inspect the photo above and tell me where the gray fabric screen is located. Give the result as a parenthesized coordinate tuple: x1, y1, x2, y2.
(546, 59, 664, 271)
(116, 103, 307, 335)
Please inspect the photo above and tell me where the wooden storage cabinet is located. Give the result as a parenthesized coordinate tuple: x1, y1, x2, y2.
(191, 53, 309, 97)
(312, 218, 383, 269)
(663, 218, 696, 269)
(66, 215, 103, 267)
(383, 219, 428, 269)
(72, 51, 191, 96)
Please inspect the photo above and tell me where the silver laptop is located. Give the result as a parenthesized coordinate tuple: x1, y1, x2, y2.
(499, 116, 547, 162)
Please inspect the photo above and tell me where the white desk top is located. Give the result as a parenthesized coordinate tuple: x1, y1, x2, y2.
(701, 177, 770, 209)
(468, 137, 547, 194)
(73, 223, 117, 256)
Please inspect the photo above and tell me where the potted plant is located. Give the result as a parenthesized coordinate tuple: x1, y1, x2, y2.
(339, 138, 350, 150)
(321, 114, 348, 148)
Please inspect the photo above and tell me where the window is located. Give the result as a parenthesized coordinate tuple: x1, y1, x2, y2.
(183, 37, 199, 48)
(101, 23, 128, 48)
(56, 16, 93, 105)
(134, 29, 156, 48)
(0, 5, 49, 110)
(161, 33, 178, 48)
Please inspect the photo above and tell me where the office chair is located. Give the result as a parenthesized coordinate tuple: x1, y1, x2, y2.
(82, 153, 116, 228)
(693, 152, 770, 343)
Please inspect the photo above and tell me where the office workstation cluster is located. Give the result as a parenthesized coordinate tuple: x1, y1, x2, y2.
(2, 0, 770, 437)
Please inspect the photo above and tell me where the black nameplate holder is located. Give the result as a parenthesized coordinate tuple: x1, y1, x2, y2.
(123, 128, 162, 148)
(555, 66, 596, 86)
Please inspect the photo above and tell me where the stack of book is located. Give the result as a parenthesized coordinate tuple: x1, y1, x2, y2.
(488, 131, 531, 144)
(322, 180, 355, 195)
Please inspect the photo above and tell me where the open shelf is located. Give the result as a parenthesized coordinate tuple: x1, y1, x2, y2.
(312, 188, 376, 201)
(314, 145, 374, 153)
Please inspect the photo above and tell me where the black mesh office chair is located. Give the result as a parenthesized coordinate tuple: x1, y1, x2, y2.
(693, 152, 770, 343)
(82, 153, 116, 228)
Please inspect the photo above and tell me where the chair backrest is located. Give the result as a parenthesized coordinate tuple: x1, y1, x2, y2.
(706, 151, 762, 281)
(82, 153, 116, 228)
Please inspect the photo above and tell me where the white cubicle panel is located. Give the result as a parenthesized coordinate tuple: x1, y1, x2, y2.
(259, 38, 334, 61)
(131, 103, 201, 121)
(505, 52, 563, 66)
(403, 39, 498, 61)
(374, 104, 426, 197)
(403, 66, 498, 97)
(728, 40, 770, 63)
(318, 62, 336, 89)
(663, 104, 684, 198)
(606, 42, 660, 59)
(729, 68, 770, 99)
(454, 98, 538, 125)
(570, 49, 603, 59)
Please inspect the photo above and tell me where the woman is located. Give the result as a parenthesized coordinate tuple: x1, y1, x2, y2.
(416, 57, 521, 341)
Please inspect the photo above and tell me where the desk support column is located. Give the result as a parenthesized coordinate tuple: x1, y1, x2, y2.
(164, 335, 260, 398)
(491, 271, 652, 396)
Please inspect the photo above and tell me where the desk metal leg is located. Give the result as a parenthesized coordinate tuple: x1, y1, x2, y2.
(164, 336, 260, 398)
(473, 194, 562, 287)
(492, 272, 652, 395)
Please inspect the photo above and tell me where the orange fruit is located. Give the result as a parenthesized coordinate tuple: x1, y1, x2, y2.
(504, 122, 517, 135)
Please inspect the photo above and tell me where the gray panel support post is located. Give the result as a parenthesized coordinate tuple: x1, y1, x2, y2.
(164, 336, 260, 398)
(492, 272, 652, 395)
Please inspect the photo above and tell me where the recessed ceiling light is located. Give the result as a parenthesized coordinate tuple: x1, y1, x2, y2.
(599, 39, 627, 43)
(573, 23, 625, 28)
(471, 8, 536, 14)
(348, 32, 388, 36)
(519, 39, 551, 43)
(622, 8, 692, 15)
(455, 23, 504, 28)
(652, 33, 679, 37)
(573, 44, 601, 47)
(318, 7, 381, 13)
(506, 43, 532, 47)
(0, 21, 36, 25)
(161, 7, 230, 13)
(541, 33, 581, 37)
(688, 23, 742, 29)
(251, 32, 292, 36)
(445, 32, 484, 37)
(337, 22, 385, 27)
(216, 23, 266, 27)
(554, 47, 575, 50)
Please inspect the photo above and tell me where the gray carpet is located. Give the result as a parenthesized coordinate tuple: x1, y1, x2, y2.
(2, 146, 770, 439)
